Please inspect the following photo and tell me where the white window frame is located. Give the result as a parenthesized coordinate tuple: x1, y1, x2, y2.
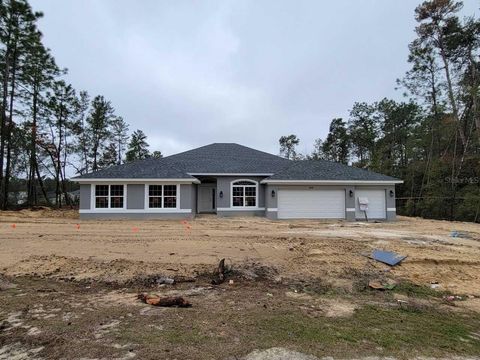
(144, 183, 181, 211)
(91, 184, 127, 211)
(230, 179, 258, 208)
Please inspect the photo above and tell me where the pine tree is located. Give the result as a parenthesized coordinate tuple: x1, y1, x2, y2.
(348, 103, 378, 168)
(72, 90, 90, 175)
(111, 116, 129, 165)
(41, 80, 77, 206)
(98, 142, 118, 169)
(21, 33, 59, 205)
(320, 118, 350, 164)
(126, 129, 150, 162)
(279, 134, 300, 160)
(86, 95, 115, 171)
(0, 0, 43, 208)
(151, 150, 163, 158)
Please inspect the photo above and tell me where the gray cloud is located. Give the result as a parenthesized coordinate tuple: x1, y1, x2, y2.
(31, 0, 478, 157)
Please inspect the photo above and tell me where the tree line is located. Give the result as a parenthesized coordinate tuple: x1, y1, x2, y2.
(0, 0, 157, 208)
(279, 0, 480, 223)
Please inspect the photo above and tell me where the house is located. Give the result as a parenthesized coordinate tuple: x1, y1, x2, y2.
(75, 143, 402, 220)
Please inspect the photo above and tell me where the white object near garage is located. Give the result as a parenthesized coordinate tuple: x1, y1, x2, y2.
(277, 189, 345, 219)
(355, 189, 386, 219)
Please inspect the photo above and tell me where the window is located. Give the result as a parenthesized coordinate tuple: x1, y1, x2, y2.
(149, 185, 162, 208)
(95, 184, 124, 209)
(148, 184, 177, 209)
(232, 180, 257, 207)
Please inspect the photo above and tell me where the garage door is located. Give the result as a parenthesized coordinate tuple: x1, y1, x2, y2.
(277, 189, 345, 219)
(355, 189, 386, 219)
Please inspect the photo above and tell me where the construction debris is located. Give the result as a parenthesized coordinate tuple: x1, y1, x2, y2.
(450, 230, 471, 239)
(212, 258, 226, 285)
(156, 277, 175, 285)
(137, 293, 191, 307)
(443, 295, 464, 302)
(368, 279, 396, 290)
(368, 250, 407, 266)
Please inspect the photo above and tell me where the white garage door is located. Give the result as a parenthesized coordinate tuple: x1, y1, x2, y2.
(278, 189, 345, 219)
(355, 189, 386, 219)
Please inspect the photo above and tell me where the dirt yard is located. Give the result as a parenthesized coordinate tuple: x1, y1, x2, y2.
(1, 209, 480, 359)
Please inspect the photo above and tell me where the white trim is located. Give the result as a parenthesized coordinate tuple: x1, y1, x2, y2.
(80, 209, 192, 214)
(217, 207, 265, 211)
(230, 179, 260, 209)
(267, 208, 278, 212)
(346, 208, 356, 212)
(76, 178, 200, 184)
(261, 180, 403, 185)
(387, 207, 397, 212)
(188, 173, 273, 176)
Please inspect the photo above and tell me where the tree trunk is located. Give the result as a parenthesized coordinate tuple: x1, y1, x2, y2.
(27, 84, 39, 206)
(35, 162, 51, 206)
(0, 50, 11, 208)
(468, 51, 480, 142)
(3, 42, 18, 209)
(438, 35, 467, 147)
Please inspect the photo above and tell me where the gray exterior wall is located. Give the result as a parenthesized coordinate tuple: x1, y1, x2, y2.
(79, 182, 195, 220)
(217, 209, 265, 217)
(265, 184, 278, 220)
(345, 185, 356, 221)
(386, 185, 396, 221)
(180, 184, 195, 212)
(79, 184, 91, 210)
(215, 176, 267, 217)
(127, 184, 144, 209)
(78, 181, 397, 221)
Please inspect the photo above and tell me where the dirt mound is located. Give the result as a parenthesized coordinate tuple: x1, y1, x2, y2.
(2, 255, 210, 286)
(0, 207, 78, 220)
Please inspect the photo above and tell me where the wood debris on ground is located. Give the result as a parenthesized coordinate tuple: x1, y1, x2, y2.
(137, 293, 192, 307)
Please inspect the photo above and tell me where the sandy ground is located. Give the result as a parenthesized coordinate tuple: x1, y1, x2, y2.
(1, 210, 480, 359)
(1, 210, 479, 297)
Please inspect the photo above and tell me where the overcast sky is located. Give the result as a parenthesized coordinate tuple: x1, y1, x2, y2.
(30, 0, 478, 157)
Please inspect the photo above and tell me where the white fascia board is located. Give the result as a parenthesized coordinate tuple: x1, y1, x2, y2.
(75, 178, 200, 184)
(187, 173, 274, 176)
(260, 180, 403, 185)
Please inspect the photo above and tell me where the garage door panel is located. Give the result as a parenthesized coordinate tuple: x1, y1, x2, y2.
(355, 189, 386, 219)
(278, 189, 345, 219)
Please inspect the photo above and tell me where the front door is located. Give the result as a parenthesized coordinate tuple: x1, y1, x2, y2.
(198, 185, 216, 213)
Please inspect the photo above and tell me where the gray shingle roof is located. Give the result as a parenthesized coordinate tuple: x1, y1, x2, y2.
(75, 143, 291, 179)
(264, 160, 400, 181)
(75, 143, 400, 182)
(164, 143, 291, 174)
(75, 157, 195, 179)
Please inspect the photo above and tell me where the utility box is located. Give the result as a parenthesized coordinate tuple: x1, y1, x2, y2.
(358, 197, 369, 212)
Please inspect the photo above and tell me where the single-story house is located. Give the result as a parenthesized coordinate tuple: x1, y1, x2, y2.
(75, 143, 402, 220)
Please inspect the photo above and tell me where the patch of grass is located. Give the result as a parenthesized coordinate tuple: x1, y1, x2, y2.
(393, 280, 451, 298)
(163, 328, 209, 345)
(252, 305, 480, 358)
(117, 319, 208, 347)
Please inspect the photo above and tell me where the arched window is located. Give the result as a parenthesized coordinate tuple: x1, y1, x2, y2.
(231, 180, 257, 207)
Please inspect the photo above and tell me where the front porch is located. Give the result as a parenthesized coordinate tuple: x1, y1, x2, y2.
(194, 176, 268, 217)
(196, 177, 217, 214)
